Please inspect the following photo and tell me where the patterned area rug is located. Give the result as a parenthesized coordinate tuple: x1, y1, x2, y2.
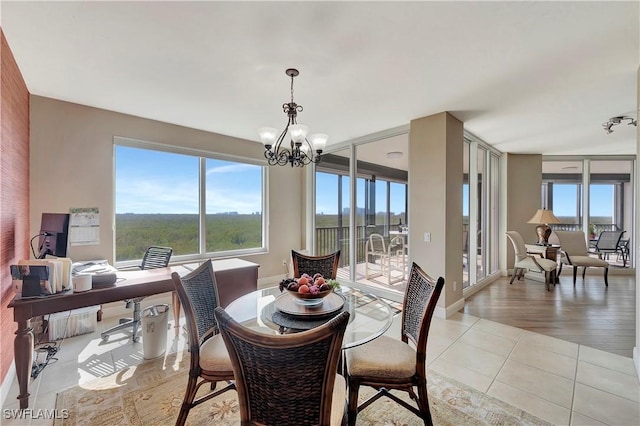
(55, 350, 551, 426)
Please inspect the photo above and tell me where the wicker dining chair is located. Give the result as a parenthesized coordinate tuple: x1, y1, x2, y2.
(291, 249, 341, 279)
(171, 261, 235, 426)
(214, 307, 350, 426)
(345, 262, 445, 426)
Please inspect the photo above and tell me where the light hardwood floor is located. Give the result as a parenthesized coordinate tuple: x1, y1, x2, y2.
(462, 272, 636, 357)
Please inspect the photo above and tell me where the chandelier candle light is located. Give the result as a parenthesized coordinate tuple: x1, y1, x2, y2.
(259, 68, 326, 167)
(527, 208, 561, 245)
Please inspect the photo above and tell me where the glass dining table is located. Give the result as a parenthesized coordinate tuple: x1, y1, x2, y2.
(224, 285, 396, 349)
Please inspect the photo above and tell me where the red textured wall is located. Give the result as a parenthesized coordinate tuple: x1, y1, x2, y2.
(0, 29, 30, 386)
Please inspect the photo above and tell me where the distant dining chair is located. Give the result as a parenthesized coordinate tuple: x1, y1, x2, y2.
(171, 261, 235, 426)
(345, 262, 445, 426)
(291, 249, 340, 279)
(101, 245, 173, 342)
(506, 231, 559, 291)
(214, 307, 349, 426)
(554, 230, 609, 287)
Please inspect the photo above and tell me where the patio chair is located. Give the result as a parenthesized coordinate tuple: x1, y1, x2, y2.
(365, 233, 388, 279)
(214, 307, 349, 426)
(171, 261, 235, 426)
(345, 262, 445, 426)
(591, 230, 625, 262)
(554, 231, 609, 287)
(617, 238, 630, 267)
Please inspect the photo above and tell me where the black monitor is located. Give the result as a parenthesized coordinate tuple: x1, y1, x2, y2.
(37, 213, 70, 259)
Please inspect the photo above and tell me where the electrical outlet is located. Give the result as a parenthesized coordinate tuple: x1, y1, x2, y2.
(424, 232, 431, 242)
(453, 281, 457, 291)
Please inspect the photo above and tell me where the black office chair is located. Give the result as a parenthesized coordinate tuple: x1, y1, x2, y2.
(101, 246, 173, 342)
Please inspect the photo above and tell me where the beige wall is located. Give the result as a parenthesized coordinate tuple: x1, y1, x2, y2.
(408, 112, 464, 314)
(505, 153, 543, 269)
(29, 96, 303, 279)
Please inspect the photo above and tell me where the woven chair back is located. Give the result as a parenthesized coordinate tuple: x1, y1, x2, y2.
(172, 261, 221, 340)
(291, 250, 341, 279)
(215, 307, 349, 426)
(401, 262, 445, 349)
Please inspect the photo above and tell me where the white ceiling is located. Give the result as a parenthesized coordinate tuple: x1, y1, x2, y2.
(1, 1, 638, 157)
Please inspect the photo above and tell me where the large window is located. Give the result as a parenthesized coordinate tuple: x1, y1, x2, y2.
(542, 158, 634, 267)
(463, 137, 500, 289)
(115, 140, 265, 264)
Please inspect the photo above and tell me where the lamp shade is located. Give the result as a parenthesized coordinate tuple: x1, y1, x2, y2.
(308, 133, 328, 152)
(289, 124, 309, 144)
(527, 209, 560, 225)
(258, 127, 278, 147)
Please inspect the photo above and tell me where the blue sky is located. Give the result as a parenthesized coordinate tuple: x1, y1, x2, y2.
(554, 184, 613, 218)
(315, 172, 406, 215)
(462, 183, 614, 218)
(115, 146, 262, 214)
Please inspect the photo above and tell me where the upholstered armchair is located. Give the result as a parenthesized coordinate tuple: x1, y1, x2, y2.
(506, 231, 558, 291)
(554, 230, 609, 286)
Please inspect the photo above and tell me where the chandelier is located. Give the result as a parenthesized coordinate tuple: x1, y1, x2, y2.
(602, 116, 637, 134)
(258, 68, 326, 167)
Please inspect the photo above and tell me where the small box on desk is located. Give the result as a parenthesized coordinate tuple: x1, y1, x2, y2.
(48, 306, 100, 341)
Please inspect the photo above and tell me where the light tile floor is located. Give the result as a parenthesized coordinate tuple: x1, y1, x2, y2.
(2, 310, 639, 425)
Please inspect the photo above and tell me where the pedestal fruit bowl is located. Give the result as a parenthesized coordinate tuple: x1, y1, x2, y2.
(279, 273, 340, 305)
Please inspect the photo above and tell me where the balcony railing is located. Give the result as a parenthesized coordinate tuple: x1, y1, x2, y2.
(318, 223, 622, 267)
(315, 224, 402, 267)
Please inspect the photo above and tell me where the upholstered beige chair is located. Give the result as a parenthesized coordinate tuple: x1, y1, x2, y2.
(554, 230, 609, 286)
(506, 231, 559, 291)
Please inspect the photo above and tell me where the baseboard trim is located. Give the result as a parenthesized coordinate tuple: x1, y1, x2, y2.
(435, 297, 465, 319)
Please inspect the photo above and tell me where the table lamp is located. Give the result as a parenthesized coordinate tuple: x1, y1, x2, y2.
(527, 208, 561, 245)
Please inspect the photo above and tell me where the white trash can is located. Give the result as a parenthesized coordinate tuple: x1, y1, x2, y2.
(141, 304, 170, 359)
